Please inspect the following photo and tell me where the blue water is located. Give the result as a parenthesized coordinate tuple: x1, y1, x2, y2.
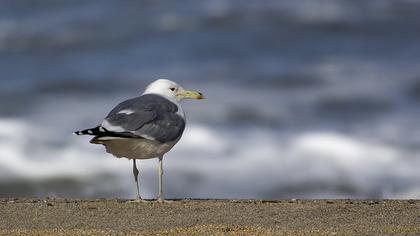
(0, 0, 420, 199)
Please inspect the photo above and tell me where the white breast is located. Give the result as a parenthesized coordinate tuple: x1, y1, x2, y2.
(176, 103, 185, 119)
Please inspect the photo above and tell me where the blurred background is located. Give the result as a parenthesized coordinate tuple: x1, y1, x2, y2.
(1, 0, 420, 199)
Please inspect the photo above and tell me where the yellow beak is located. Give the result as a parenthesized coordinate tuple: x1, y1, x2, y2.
(178, 90, 204, 100)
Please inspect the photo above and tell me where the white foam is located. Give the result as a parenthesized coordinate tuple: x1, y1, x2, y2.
(0, 119, 128, 180)
(0, 118, 419, 199)
(292, 132, 397, 166)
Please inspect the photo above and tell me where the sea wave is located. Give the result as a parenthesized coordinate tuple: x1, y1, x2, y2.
(0, 119, 418, 199)
(1, 0, 420, 199)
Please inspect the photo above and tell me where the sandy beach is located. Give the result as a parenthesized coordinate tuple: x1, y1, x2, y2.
(0, 199, 419, 235)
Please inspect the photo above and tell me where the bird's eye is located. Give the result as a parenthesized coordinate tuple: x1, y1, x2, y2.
(170, 87, 176, 91)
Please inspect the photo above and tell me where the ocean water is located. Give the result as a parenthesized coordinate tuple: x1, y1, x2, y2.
(1, 0, 420, 199)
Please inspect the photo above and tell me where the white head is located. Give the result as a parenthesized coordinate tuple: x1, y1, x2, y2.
(143, 79, 204, 102)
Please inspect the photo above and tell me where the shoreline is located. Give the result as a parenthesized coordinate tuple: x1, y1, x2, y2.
(1, 199, 419, 235)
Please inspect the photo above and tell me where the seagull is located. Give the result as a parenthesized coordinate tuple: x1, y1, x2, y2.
(74, 79, 203, 202)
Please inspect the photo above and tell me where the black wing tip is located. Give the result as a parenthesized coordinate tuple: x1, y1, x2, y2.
(74, 127, 99, 136)
(74, 130, 88, 135)
(74, 126, 140, 139)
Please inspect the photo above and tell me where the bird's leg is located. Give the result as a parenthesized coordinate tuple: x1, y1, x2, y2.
(132, 159, 142, 202)
(127, 159, 148, 203)
(157, 156, 164, 202)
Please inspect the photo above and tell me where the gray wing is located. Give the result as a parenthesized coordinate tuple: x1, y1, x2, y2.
(100, 94, 185, 143)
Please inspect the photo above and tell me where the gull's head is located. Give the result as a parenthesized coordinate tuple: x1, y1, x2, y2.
(143, 79, 204, 102)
